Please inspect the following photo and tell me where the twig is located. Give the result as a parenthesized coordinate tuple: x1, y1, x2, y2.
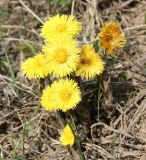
(12, 108, 41, 131)
(91, 122, 133, 138)
(0, 37, 42, 46)
(123, 24, 146, 31)
(71, 0, 75, 15)
(119, 0, 135, 9)
(18, 0, 44, 24)
(2, 25, 40, 37)
(84, 143, 116, 159)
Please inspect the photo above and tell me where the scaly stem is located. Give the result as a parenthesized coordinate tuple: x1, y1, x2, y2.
(97, 74, 102, 121)
(67, 114, 84, 160)
(57, 110, 66, 128)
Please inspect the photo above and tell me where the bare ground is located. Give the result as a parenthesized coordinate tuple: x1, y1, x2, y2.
(0, 0, 146, 159)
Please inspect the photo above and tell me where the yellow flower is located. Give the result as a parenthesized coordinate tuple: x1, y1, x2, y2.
(41, 14, 82, 42)
(99, 22, 126, 55)
(42, 38, 80, 78)
(22, 53, 49, 79)
(60, 124, 74, 146)
(40, 86, 58, 111)
(76, 44, 104, 79)
(41, 79, 81, 112)
(50, 79, 81, 112)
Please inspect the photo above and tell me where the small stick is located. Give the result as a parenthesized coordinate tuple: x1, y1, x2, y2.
(119, 0, 135, 9)
(18, 0, 44, 24)
(71, 0, 75, 15)
(123, 24, 146, 31)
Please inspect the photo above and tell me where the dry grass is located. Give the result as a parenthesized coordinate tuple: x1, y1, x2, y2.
(0, 0, 146, 159)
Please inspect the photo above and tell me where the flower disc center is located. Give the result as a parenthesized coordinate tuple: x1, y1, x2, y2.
(81, 58, 92, 66)
(104, 33, 113, 41)
(59, 89, 72, 101)
(56, 24, 67, 33)
(54, 48, 68, 64)
(35, 58, 44, 68)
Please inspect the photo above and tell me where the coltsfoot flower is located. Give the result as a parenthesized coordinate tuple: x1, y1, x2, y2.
(42, 38, 80, 78)
(40, 79, 81, 112)
(76, 44, 104, 79)
(99, 22, 126, 55)
(41, 14, 82, 42)
(40, 86, 58, 111)
(22, 53, 49, 79)
(60, 124, 74, 146)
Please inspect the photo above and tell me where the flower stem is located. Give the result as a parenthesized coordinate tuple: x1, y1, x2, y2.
(67, 116, 84, 160)
(57, 110, 66, 128)
(58, 110, 80, 160)
(97, 74, 102, 121)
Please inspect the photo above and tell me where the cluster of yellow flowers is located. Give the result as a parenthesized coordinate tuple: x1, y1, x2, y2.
(21, 14, 126, 146)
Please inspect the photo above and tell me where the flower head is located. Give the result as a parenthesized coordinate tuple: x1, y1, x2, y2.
(41, 14, 82, 42)
(40, 79, 81, 112)
(76, 44, 104, 79)
(60, 124, 74, 146)
(22, 53, 49, 79)
(99, 22, 126, 55)
(40, 86, 58, 111)
(50, 79, 81, 112)
(42, 38, 80, 78)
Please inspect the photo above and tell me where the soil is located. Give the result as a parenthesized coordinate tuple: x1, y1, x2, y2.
(0, 0, 146, 159)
